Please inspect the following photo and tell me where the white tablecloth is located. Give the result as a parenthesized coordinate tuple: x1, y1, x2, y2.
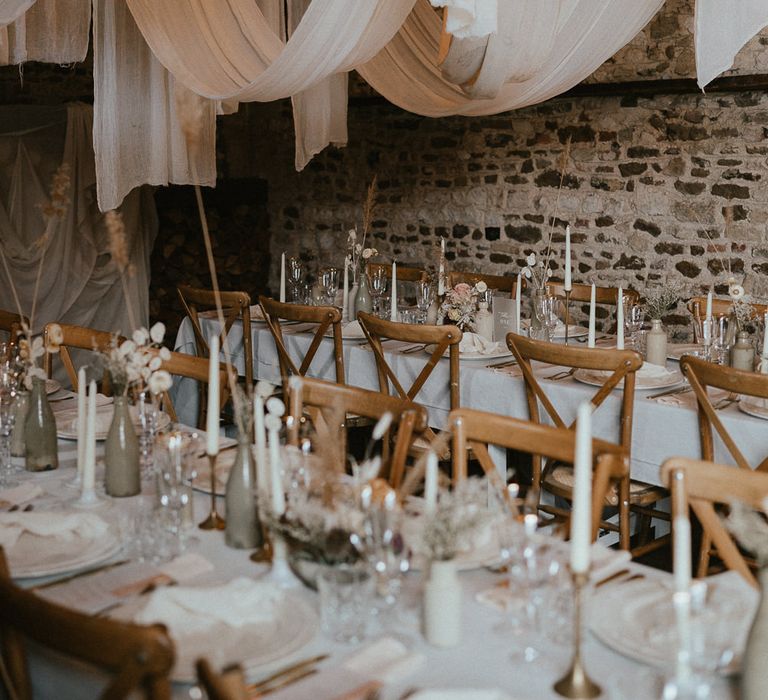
(172, 317, 768, 487)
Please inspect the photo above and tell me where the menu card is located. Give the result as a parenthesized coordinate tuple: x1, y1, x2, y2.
(492, 295, 517, 343)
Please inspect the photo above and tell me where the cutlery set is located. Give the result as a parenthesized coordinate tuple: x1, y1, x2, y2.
(246, 653, 328, 697)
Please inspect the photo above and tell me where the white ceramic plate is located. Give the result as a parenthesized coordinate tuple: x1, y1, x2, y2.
(667, 343, 701, 361)
(45, 379, 61, 395)
(573, 367, 685, 391)
(8, 526, 121, 579)
(324, 322, 367, 340)
(115, 589, 318, 682)
(521, 321, 589, 339)
(55, 404, 171, 440)
(738, 396, 768, 420)
(422, 345, 514, 362)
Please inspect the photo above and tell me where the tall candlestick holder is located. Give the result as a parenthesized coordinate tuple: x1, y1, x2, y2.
(554, 569, 601, 699)
(199, 453, 226, 530)
(564, 290, 572, 346)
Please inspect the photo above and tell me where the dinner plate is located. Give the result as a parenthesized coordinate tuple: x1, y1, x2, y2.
(55, 404, 172, 440)
(422, 345, 514, 362)
(45, 378, 61, 395)
(738, 396, 768, 420)
(573, 366, 685, 391)
(324, 322, 367, 340)
(667, 343, 702, 361)
(8, 524, 121, 579)
(521, 321, 589, 339)
(589, 573, 755, 671)
(115, 589, 318, 682)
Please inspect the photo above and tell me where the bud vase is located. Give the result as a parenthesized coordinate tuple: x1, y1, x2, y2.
(11, 389, 29, 458)
(423, 559, 462, 647)
(743, 567, 768, 700)
(731, 331, 755, 372)
(354, 276, 373, 315)
(25, 377, 58, 471)
(348, 282, 359, 322)
(645, 319, 667, 366)
(225, 437, 264, 549)
(105, 394, 140, 496)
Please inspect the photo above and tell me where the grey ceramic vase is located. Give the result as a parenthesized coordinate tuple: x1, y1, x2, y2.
(743, 567, 768, 700)
(11, 389, 29, 458)
(225, 437, 264, 550)
(105, 394, 140, 497)
(354, 276, 373, 315)
(24, 377, 58, 471)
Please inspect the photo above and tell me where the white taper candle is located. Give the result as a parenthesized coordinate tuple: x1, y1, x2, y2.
(279, 252, 286, 303)
(253, 394, 268, 495)
(438, 238, 445, 296)
(515, 272, 522, 334)
(564, 225, 572, 292)
(588, 283, 596, 348)
(616, 287, 624, 350)
(390, 262, 398, 321)
(206, 335, 220, 457)
(267, 418, 285, 516)
(82, 380, 97, 494)
(705, 290, 713, 322)
(674, 514, 692, 594)
(76, 367, 86, 479)
(570, 401, 592, 574)
(762, 312, 768, 368)
(342, 258, 349, 322)
(424, 452, 438, 515)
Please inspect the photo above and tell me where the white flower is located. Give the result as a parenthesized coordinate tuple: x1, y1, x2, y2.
(132, 328, 149, 346)
(266, 396, 285, 417)
(362, 248, 375, 259)
(118, 340, 136, 358)
(729, 284, 745, 300)
(149, 322, 166, 344)
(149, 356, 162, 371)
(255, 380, 274, 399)
(372, 412, 393, 441)
(547, 269, 553, 278)
(264, 414, 282, 432)
(47, 323, 63, 345)
(475, 281, 488, 293)
(30, 337, 45, 360)
(523, 268, 532, 279)
(526, 254, 536, 266)
(159, 347, 171, 361)
(148, 370, 172, 394)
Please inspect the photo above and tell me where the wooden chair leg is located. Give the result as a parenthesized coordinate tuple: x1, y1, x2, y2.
(618, 478, 631, 551)
(697, 532, 713, 578)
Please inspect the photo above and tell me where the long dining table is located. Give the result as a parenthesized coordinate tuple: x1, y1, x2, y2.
(172, 313, 768, 486)
(7, 430, 748, 700)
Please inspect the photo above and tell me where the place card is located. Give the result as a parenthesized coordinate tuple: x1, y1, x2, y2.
(492, 296, 517, 343)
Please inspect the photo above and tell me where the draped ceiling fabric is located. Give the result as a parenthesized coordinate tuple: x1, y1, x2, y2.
(0, 104, 156, 353)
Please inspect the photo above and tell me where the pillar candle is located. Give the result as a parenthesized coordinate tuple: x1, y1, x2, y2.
(438, 238, 445, 296)
(206, 335, 220, 457)
(588, 283, 596, 348)
(82, 380, 97, 494)
(342, 258, 349, 322)
(279, 252, 286, 303)
(674, 514, 692, 593)
(267, 416, 285, 516)
(515, 272, 522, 334)
(253, 394, 268, 494)
(76, 367, 86, 479)
(570, 402, 592, 574)
(390, 262, 398, 322)
(616, 287, 624, 350)
(424, 452, 438, 515)
(564, 225, 572, 292)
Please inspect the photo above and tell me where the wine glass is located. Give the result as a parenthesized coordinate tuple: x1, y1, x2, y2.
(623, 300, 644, 349)
(136, 389, 160, 481)
(368, 267, 388, 317)
(415, 281, 435, 324)
(0, 388, 17, 488)
(288, 257, 304, 302)
(534, 295, 558, 342)
(320, 267, 340, 306)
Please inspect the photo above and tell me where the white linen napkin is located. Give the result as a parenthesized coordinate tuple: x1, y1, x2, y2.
(636, 362, 673, 380)
(0, 511, 108, 549)
(134, 577, 283, 636)
(410, 691, 512, 700)
(459, 332, 502, 355)
(343, 636, 425, 684)
(0, 482, 42, 507)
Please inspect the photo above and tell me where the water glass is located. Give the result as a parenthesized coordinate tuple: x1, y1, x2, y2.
(415, 281, 435, 323)
(534, 295, 558, 342)
(399, 308, 419, 324)
(368, 267, 387, 317)
(320, 267, 340, 306)
(136, 390, 159, 481)
(317, 564, 374, 643)
(0, 390, 16, 488)
(288, 257, 304, 302)
(623, 301, 644, 348)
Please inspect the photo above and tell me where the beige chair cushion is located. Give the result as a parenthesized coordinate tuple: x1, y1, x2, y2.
(544, 464, 664, 507)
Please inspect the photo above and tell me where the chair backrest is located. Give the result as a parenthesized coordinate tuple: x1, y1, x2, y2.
(177, 284, 253, 387)
(286, 376, 428, 488)
(447, 408, 627, 541)
(446, 271, 525, 298)
(546, 281, 640, 306)
(259, 296, 344, 385)
(357, 311, 462, 410)
(506, 333, 642, 488)
(367, 262, 427, 283)
(43, 323, 122, 390)
(680, 355, 768, 472)
(661, 456, 768, 587)
(0, 548, 175, 700)
(195, 659, 247, 700)
(148, 347, 234, 429)
(0, 309, 28, 348)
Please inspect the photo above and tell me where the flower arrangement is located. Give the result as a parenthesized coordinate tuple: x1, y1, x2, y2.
(644, 282, 681, 321)
(521, 252, 554, 291)
(440, 281, 486, 331)
(96, 323, 172, 396)
(420, 477, 495, 561)
(346, 175, 379, 281)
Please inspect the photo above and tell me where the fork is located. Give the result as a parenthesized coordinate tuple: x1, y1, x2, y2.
(401, 344, 426, 354)
(714, 393, 739, 410)
(545, 367, 577, 381)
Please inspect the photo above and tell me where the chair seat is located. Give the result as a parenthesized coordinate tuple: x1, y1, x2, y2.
(544, 464, 665, 507)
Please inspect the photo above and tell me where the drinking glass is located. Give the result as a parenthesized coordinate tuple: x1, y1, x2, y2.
(415, 281, 435, 324)
(711, 316, 731, 365)
(0, 389, 17, 488)
(320, 267, 340, 306)
(288, 257, 304, 302)
(317, 564, 374, 644)
(368, 267, 387, 317)
(623, 301, 644, 348)
(534, 295, 558, 342)
(136, 389, 160, 481)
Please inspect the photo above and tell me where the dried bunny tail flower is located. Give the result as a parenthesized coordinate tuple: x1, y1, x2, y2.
(361, 175, 377, 236)
(106, 210, 129, 272)
(40, 162, 71, 219)
(174, 83, 207, 151)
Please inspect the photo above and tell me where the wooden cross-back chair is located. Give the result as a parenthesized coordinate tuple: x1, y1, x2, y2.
(546, 282, 640, 307)
(146, 348, 234, 429)
(0, 548, 174, 700)
(259, 296, 344, 385)
(177, 285, 253, 388)
(43, 323, 123, 391)
(679, 355, 768, 575)
(0, 309, 28, 350)
(367, 262, 428, 283)
(285, 376, 428, 488)
(445, 408, 628, 540)
(686, 295, 768, 343)
(357, 312, 462, 449)
(447, 271, 526, 298)
(506, 333, 667, 553)
(662, 457, 768, 588)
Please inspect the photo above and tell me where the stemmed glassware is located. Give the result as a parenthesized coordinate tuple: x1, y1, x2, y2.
(0, 387, 17, 488)
(136, 389, 159, 481)
(415, 281, 435, 324)
(534, 295, 559, 342)
(320, 267, 340, 306)
(288, 257, 305, 303)
(368, 267, 388, 318)
(623, 300, 644, 349)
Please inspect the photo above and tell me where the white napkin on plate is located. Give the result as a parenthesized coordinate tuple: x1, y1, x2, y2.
(0, 482, 42, 507)
(459, 332, 501, 355)
(134, 577, 283, 636)
(343, 637, 425, 684)
(0, 511, 108, 549)
(636, 362, 672, 379)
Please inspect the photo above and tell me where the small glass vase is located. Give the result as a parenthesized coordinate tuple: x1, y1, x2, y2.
(24, 377, 58, 472)
(10, 389, 29, 458)
(529, 287, 547, 334)
(225, 436, 264, 550)
(354, 275, 373, 315)
(105, 394, 140, 497)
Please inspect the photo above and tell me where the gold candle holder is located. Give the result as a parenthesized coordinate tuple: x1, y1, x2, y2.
(198, 453, 226, 530)
(554, 569, 601, 699)
(564, 289, 571, 346)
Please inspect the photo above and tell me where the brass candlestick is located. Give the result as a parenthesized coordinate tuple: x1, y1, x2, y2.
(554, 569, 601, 699)
(564, 289, 572, 346)
(198, 453, 226, 530)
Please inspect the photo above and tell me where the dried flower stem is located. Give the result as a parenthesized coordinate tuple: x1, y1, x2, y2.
(105, 210, 138, 334)
(361, 175, 377, 237)
(542, 135, 572, 274)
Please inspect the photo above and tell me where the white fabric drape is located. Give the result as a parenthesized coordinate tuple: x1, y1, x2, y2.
(695, 0, 768, 88)
(358, 0, 664, 117)
(92, 0, 216, 212)
(0, 103, 156, 340)
(431, 0, 497, 39)
(0, 0, 34, 25)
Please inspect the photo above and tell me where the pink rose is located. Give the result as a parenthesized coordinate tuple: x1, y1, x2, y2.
(454, 283, 471, 295)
